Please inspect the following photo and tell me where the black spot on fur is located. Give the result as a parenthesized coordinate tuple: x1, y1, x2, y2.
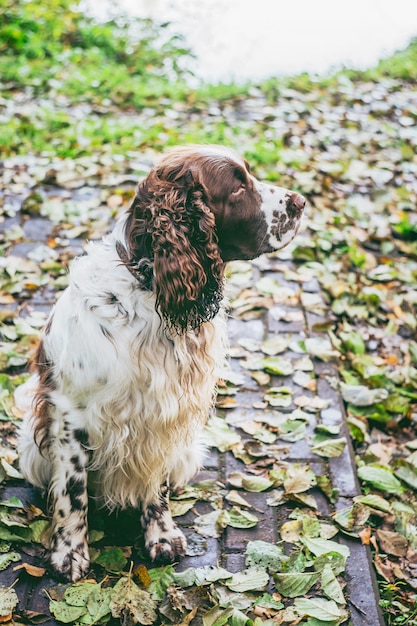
(74, 429, 89, 448)
(66, 476, 86, 511)
(70, 455, 83, 473)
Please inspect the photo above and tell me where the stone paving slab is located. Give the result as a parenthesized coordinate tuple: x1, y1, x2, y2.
(0, 210, 386, 625)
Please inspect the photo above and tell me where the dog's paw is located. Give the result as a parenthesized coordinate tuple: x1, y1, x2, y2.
(145, 521, 187, 563)
(50, 529, 90, 582)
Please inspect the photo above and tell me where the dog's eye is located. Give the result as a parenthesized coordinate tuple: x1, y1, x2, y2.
(231, 185, 246, 197)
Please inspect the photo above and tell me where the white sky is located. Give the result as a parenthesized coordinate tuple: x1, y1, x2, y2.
(90, 0, 417, 82)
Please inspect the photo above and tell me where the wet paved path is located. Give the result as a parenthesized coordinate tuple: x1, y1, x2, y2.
(0, 196, 385, 625)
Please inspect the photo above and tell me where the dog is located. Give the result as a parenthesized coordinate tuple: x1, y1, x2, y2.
(16, 144, 305, 581)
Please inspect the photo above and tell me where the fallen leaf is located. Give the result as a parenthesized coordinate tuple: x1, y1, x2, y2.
(274, 571, 320, 598)
(13, 562, 45, 577)
(110, 576, 157, 625)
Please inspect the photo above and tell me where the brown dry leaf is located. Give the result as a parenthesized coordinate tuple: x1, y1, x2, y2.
(294, 395, 331, 411)
(216, 397, 238, 409)
(0, 295, 16, 304)
(375, 529, 408, 557)
(13, 563, 46, 577)
(367, 441, 393, 466)
(107, 194, 124, 208)
(358, 526, 371, 545)
(250, 370, 271, 386)
(373, 554, 396, 582)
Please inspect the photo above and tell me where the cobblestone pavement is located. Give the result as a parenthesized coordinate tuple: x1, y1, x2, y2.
(0, 205, 385, 625)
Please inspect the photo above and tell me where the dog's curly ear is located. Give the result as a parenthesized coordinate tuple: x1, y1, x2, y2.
(151, 184, 224, 333)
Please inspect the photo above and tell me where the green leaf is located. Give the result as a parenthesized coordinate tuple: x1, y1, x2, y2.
(86, 586, 112, 624)
(278, 419, 306, 442)
(94, 547, 127, 573)
(148, 565, 175, 600)
(274, 571, 320, 597)
(264, 387, 293, 407)
(225, 568, 269, 592)
(245, 540, 284, 572)
(228, 471, 274, 492)
(64, 583, 98, 607)
(203, 605, 234, 626)
(254, 592, 284, 610)
(194, 509, 224, 538)
(384, 393, 410, 413)
(49, 600, 87, 624)
(333, 503, 370, 534)
(198, 566, 233, 584)
(0, 497, 24, 509)
(205, 416, 241, 452)
(394, 459, 417, 489)
(301, 537, 350, 560)
(340, 383, 388, 406)
(302, 338, 339, 361)
(357, 465, 405, 494)
(315, 424, 341, 436)
(353, 494, 393, 513)
(320, 564, 345, 604)
(313, 552, 347, 576)
(0, 512, 28, 528)
(260, 357, 294, 376)
(226, 507, 259, 529)
(311, 437, 347, 458)
(175, 565, 231, 588)
(169, 499, 196, 517)
(294, 597, 349, 622)
(29, 519, 50, 545)
(173, 567, 199, 588)
(0, 525, 32, 543)
(0, 551, 20, 571)
(229, 608, 251, 625)
(339, 330, 366, 354)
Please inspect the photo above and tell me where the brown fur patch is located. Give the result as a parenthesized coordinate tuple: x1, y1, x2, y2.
(31, 339, 55, 451)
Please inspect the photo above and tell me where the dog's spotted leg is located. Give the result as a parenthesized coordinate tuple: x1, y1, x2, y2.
(48, 426, 90, 582)
(142, 486, 187, 563)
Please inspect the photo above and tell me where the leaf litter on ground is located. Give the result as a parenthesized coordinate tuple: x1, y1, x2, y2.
(1, 4, 417, 624)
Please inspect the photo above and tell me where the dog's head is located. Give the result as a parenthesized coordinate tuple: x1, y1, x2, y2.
(124, 145, 305, 332)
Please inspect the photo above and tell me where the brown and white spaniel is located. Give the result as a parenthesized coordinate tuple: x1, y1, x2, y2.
(16, 145, 305, 581)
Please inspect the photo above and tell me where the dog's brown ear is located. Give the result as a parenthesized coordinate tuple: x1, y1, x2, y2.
(152, 186, 224, 333)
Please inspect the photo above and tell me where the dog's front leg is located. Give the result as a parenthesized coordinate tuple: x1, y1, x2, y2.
(142, 485, 187, 563)
(48, 427, 90, 582)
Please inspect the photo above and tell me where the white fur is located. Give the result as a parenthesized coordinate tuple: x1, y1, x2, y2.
(18, 221, 227, 510)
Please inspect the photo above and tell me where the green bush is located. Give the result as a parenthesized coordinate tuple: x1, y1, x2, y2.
(0, 0, 191, 106)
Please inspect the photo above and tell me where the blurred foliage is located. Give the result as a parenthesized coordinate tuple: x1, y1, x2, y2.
(1, 0, 417, 158)
(348, 36, 417, 81)
(259, 38, 417, 96)
(0, 0, 192, 105)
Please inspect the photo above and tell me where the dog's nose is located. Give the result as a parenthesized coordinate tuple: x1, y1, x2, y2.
(286, 192, 306, 217)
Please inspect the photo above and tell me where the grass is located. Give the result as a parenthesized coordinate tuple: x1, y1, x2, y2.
(2, 0, 416, 161)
